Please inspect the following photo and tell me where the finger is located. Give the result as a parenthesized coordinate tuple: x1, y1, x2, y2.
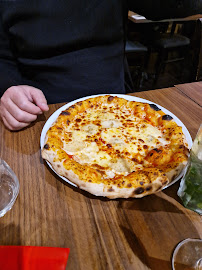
(0, 102, 2, 119)
(2, 115, 29, 131)
(2, 110, 31, 131)
(21, 86, 49, 112)
(2, 116, 15, 131)
(3, 98, 38, 123)
(4, 90, 43, 115)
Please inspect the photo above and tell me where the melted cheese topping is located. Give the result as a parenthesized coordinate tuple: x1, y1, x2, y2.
(61, 103, 168, 177)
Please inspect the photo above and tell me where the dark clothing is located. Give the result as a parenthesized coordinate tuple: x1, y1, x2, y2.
(0, 1, 201, 103)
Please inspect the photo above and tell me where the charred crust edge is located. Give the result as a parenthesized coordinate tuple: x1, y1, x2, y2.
(162, 115, 173, 121)
(61, 111, 71, 115)
(134, 187, 144, 195)
(107, 96, 114, 102)
(44, 143, 50, 150)
(149, 104, 161, 111)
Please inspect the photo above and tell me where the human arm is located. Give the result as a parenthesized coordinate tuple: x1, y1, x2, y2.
(0, 17, 49, 131)
(127, 0, 202, 20)
(0, 13, 23, 96)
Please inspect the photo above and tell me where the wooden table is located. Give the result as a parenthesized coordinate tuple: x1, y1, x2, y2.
(128, 10, 202, 24)
(175, 81, 202, 107)
(0, 83, 202, 270)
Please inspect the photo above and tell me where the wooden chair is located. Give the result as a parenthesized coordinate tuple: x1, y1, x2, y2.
(124, 40, 148, 92)
(146, 22, 190, 87)
(195, 19, 202, 81)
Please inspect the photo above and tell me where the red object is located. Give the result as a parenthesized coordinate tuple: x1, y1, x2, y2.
(0, 246, 70, 270)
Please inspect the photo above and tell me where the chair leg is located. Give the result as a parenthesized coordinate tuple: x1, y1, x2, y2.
(134, 55, 146, 90)
(179, 45, 190, 82)
(145, 49, 151, 70)
(124, 56, 135, 92)
(153, 49, 167, 88)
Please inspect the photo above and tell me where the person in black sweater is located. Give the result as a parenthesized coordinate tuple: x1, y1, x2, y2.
(0, 0, 201, 130)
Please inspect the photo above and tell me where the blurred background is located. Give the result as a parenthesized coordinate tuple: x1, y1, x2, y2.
(124, 12, 202, 92)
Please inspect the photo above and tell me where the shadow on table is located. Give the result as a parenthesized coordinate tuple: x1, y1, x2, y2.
(0, 223, 21, 246)
(117, 188, 200, 269)
(116, 181, 184, 213)
(121, 225, 171, 269)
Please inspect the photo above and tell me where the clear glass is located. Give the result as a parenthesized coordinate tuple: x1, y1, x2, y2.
(172, 238, 202, 270)
(0, 159, 20, 217)
(177, 124, 202, 215)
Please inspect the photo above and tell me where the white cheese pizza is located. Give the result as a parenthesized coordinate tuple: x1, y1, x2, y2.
(41, 95, 189, 198)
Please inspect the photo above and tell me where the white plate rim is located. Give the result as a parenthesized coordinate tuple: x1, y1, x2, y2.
(40, 94, 192, 190)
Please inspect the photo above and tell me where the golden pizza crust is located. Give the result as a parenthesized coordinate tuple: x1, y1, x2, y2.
(41, 95, 189, 199)
(42, 148, 169, 198)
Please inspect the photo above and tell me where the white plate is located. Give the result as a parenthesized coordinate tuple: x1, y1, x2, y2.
(40, 94, 192, 189)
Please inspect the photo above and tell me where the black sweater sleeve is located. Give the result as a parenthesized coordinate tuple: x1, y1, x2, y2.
(127, 0, 202, 20)
(0, 17, 22, 96)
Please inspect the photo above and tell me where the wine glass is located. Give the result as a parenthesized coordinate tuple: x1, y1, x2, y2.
(0, 159, 20, 217)
(172, 238, 202, 270)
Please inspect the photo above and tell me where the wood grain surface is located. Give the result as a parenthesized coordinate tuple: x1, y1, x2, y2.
(175, 81, 202, 107)
(0, 84, 202, 270)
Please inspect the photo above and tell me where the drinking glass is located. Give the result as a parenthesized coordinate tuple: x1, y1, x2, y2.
(177, 124, 202, 215)
(172, 238, 202, 270)
(0, 159, 20, 217)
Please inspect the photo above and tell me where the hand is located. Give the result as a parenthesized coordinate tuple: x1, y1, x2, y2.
(0, 85, 49, 131)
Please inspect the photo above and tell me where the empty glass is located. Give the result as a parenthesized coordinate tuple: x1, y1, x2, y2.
(0, 159, 20, 217)
(172, 238, 202, 270)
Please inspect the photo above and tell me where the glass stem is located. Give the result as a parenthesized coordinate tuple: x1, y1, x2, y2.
(195, 258, 202, 270)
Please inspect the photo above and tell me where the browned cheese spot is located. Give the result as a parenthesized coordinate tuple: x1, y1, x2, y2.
(61, 111, 70, 115)
(132, 158, 139, 163)
(96, 169, 104, 175)
(154, 148, 162, 153)
(106, 144, 112, 148)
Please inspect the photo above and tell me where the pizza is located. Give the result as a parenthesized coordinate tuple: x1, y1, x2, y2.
(41, 95, 189, 199)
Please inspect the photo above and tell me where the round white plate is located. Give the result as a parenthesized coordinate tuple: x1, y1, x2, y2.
(40, 94, 192, 189)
